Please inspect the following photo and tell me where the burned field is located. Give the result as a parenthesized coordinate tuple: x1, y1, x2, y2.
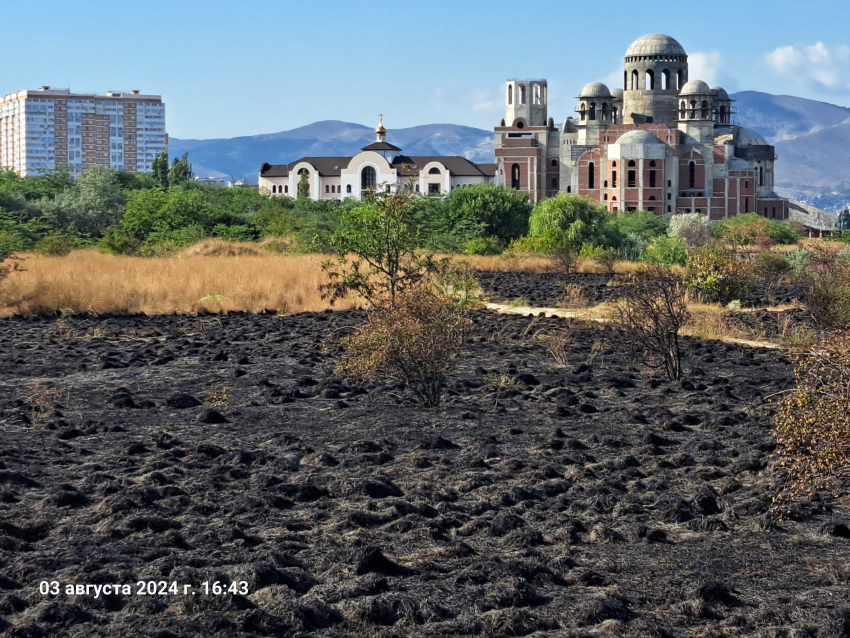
(1, 308, 849, 637)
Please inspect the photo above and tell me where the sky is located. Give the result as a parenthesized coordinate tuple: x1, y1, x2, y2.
(4, 0, 850, 140)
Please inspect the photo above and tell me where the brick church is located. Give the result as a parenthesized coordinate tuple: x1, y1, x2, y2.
(494, 33, 789, 221)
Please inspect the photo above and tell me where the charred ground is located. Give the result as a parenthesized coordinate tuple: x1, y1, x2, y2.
(0, 299, 849, 637)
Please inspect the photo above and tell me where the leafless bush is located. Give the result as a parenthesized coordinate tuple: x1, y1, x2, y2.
(337, 288, 470, 407)
(560, 283, 587, 309)
(610, 267, 690, 380)
(537, 328, 572, 366)
(548, 245, 576, 273)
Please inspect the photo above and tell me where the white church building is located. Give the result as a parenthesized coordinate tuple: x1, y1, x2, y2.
(258, 117, 496, 200)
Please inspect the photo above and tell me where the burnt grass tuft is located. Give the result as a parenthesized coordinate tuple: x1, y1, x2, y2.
(0, 304, 849, 637)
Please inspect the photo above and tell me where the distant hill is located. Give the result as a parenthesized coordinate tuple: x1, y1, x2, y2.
(169, 121, 494, 184)
(170, 92, 850, 212)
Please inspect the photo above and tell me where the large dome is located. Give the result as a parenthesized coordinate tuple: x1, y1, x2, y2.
(615, 130, 663, 145)
(579, 82, 611, 98)
(625, 34, 686, 58)
(735, 127, 768, 146)
(710, 86, 730, 100)
(680, 79, 711, 95)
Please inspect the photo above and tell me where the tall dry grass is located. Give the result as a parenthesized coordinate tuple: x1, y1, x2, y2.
(0, 246, 357, 317)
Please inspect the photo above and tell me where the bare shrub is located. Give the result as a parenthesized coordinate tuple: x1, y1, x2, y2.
(538, 328, 572, 366)
(548, 245, 576, 273)
(772, 333, 850, 513)
(801, 246, 850, 329)
(593, 249, 617, 275)
(560, 283, 587, 309)
(610, 267, 690, 380)
(336, 288, 470, 407)
(668, 213, 711, 248)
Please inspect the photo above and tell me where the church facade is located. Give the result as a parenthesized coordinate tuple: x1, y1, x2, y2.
(494, 34, 789, 221)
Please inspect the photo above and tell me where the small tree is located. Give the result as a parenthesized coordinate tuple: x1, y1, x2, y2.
(684, 244, 751, 304)
(528, 194, 612, 251)
(152, 152, 170, 189)
(320, 189, 446, 308)
(297, 170, 310, 200)
(668, 213, 711, 248)
(610, 267, 690, 380)
(167, 153, 193, 187)
(773, 334, 850, 513)
(337, 288, 470, 407)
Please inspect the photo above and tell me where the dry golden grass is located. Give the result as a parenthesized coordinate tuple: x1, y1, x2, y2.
(0, 247, 357, 317)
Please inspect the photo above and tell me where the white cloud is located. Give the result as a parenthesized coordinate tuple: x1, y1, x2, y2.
(688, 51, 723, 86)
(471, 89, 502, 113)
(765, 42, 850, 90)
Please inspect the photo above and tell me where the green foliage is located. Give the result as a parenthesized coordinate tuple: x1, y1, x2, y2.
(766, 220, 801, 245)
(40, 167, 126, 236)
(33, 231, 79, 256)
(99, 227, 142, 255)
(609, 210, 670, 240)
(463, 236, 503, 255)
(668, 213, 711, 248)
(297, 170, 310, 200)
(151, 152, 170, 189)
(442, 184, 532, 244)
(122, 189, 215, 240)
(684, 245, 751, 303)
(320, 189, 447, 307)
(714, 213, 800, 246)
(643, 236, 688, 266)
(168, 153, 193, 187)
(528, 194, 612, 251)
(786, 249, 810, 276)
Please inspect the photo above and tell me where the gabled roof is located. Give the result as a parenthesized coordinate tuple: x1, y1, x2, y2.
(391, 155, 494, 177)
(259, 157, 353, 178)
(361, 141, 402, 152)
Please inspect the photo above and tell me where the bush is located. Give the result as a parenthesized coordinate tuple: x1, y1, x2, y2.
(463, 236, 503, 256)
(668, 213, 711, 248)
(99, 227, 142, 255)
(528, 194, 613, 251)
(800, 246, 850, 329)
(752, 251, 791, 303)
(608, 209, 670, 241)
(609, 266, 690, 380)
(684, 245, 751, 304)
(773, 334, 850, 512)
(337, 288, 470, 407)
(593, 248, 617, 274)
(548, 245, 577, 273)
(766, 220, 800, 245)
(442, 184, 532, 244)
(643, 236, 688, 266)
(33, 232, 77, 256)
(786, 249, 810, 276)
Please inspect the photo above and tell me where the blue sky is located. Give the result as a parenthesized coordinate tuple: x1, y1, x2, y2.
(5, 0, 850, 139)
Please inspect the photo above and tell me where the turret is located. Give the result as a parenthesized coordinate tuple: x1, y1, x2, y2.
(505, 79, 548, 128)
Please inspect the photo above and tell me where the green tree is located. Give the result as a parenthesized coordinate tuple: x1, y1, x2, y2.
(39, 167, 125, 236)
(527, 193, 613, 251)
(320, 189, 445, 307)
(297, 170, 310, 200)
(167, 153, 194, 187)
(121, 189, 214, 242)
(442, 184, 532, 244)
(151, 152, 169, 189)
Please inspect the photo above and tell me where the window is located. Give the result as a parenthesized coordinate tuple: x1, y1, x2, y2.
(566, 185, 571, 193)
(604, 193, 608, 200)
(428, 166, 441, 175)
(612, 171, 617, 187)
(428, 183, 441, 194)
(272, 184, 277, 193)
(551, 159, 557, 167)
(688, 161, 696, 188)
(628, 160, 636, 167)
(667, 205, 672, 213)
(677, 69, 684, 90)
(628, 170, 636, 188)
(649, 170, 656, 187)
(519, 85, 526, 105)
(361, 166, 376, 190)
(744, 197, 749, 212)
(645, 69, 654, 90)
(689, 100, 696, 119)
(759, 165, 764, 186)
(511, 163, 520, 189)
(285, 185, 289, 194)
(588, 162, 595, 189)
(346, 184, 351, 193)
(508, 85, 512, 105)
(667, 193, 671, 200)
(745, 180, 749, 189)
(631, 70, 639, 90)
(649, 195, 656, 200)
(612, 161, 617, 168)
(701, 100, 710, 119)
(668, 179, 672, 187)
(589, 102, 596, 120)
(534, 84, 541, 105)
(551, 177, 557, 189)
(662, 69, 670, 90)
(325, 185, 329, 193)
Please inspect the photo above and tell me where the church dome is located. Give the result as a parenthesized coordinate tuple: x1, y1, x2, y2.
(615, 130, 663, 145)
(611, 88, 624, 101)
(711, 86, 730, 100)
(625, 34, 686, 58)
(735, 126, 768, 146)
(680, 79, 711, 95)
(579, 82, 611, 98)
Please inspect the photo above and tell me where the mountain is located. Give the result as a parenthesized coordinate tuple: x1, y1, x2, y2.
(732, 91, 850, 210)
(170, 92, 850, 211)
(169, 121, 494, 183)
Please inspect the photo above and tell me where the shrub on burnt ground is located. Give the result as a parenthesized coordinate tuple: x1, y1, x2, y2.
(683, 244, 751, 304)
(609, 266, 690, 381)
(337, 287, 470, 407)
(772, 333, 850, 515)
(800, 246, 850, 330)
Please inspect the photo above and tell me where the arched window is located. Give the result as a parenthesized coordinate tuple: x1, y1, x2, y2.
(588, 162, 595, 189)
(689, 100, 696, 119)
(346, 184, 351, 193)
(534, 84, 541, 105)
(645, 69, 655, 90)
(662, 69, 670, 90)
(745, 180, 749, 189)
(612, 161, 617, 168)
(567, 186, 571, 193)
(589, 102, 596, 121)
(511, 163, 520, 189)
(612, 170, 617, 188)
(649, 195, 656, 200)
(701, 100, 710, 119)
(272, 184, 277, 193)
(612, 106, 619, 123)
(631, 70, 639, 90)
(667, 205, 672, 213)
(624, 71, 628, 90)
(325, 185, 329, 193)
(551, 159, 557, 167)
(428, 167, 441, 175)
(759, 166, 764, 186)
(604, 179, 608, 188)
(628, 160, 636, 167)
(551, 177, 558, 189)
(668, 179, 672, 187)
(415, 184, 420, 192)
(719, 105, 727, 124)
(519, 85, 526, 105)
(679, 101, 686, 119)
(580, 104, 586, 121)
(604, 193, 608, 200)
(508, 85, 512, 105)
(649, 169, 656, 187)
(688, 161, 696, 188)
(667, 193, 671, 200)
(361, 166, 376, 190)
(677, 69, 684, 90)
(649, 160, 656, 167)
(744, 197, 749, 212)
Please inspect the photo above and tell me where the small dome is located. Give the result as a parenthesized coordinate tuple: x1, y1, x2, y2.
(735, 126, 768, 146)
(728, 157, 752, 171)
(611, 88, 624, 100)
(680, 79, 711, 95)
(376, 123, 387, 135)
(579, 82, 611, 98)
(710, 86, 730, 100)
(615, 130, 663, 145)
(625, 34, 686, 58)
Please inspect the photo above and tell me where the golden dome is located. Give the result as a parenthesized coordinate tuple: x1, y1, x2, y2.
(376, 113, 386, 135)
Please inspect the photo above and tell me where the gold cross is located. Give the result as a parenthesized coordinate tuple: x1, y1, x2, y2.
(379, 112, 384, 123)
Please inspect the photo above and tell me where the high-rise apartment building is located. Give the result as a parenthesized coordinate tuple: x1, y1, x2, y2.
(0, 86, 167, 176)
